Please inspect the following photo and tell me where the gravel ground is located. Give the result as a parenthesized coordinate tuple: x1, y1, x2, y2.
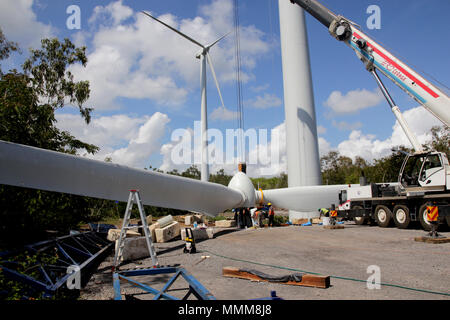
(80, 221, 450, 300)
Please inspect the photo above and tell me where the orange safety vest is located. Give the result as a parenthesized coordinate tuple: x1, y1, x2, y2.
(269, 207, 274, 216)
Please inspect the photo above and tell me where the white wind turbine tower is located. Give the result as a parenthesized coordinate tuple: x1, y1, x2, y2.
(142, 11, 229, 182)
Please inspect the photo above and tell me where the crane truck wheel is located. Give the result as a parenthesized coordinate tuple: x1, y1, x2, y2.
(418, 203, 442, 231)
(393, 205, 411, 229)
(375, 205, 392, 228)
(353, 205, 367, 225)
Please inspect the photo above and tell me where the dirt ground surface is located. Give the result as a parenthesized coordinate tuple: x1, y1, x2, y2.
(80, 220, 450, 300)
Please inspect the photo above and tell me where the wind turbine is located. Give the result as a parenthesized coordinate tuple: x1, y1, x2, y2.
(141, 11, 229, 182)
(0, 4, 361, 223)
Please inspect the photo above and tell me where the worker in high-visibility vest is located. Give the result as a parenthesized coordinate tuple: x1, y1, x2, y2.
(318, 208, 329, 217)
(268, 203, 275, 227)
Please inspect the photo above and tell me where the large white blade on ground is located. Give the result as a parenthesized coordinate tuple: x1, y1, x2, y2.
(257, 182, 399, 212)
(256, 185, 355, 212)
(141, 11, 205, 49)
(0, 140, 244, 216)
(206, 52, 226, 110)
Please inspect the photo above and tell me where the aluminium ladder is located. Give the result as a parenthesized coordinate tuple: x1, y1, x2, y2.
(113, 190, 158, 270)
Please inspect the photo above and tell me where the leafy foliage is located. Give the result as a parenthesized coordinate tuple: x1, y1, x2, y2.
(0, 30, 98, 248)
(0, 28, 20, 76)
(429, 125, 449, 158)
(251, 173, 288, 190)
(22, 38, 92, 124)
(319, 127, 448, 185)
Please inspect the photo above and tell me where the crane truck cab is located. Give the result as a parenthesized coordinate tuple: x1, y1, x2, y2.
(398, 151, 449, 194)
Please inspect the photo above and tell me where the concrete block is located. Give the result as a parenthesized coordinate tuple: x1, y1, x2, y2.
(155, 221, 181, 243)
(148, 222, 160, 242)
(215, 220, 236, 227)
(185, 215, 194, 226)
(157, 215, 174, 228)
(114, 237, 151, 262)
(107, 228, 140, 242)
(181, 228, 214, 241)
(185, 214, 204, 226)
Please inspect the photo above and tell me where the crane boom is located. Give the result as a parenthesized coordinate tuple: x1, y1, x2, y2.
(290, 0, 450, 128)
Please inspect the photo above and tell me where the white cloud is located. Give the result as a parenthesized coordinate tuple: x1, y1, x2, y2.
(246, 93, 282, 109)
(323, 106, 442, 161)
(159, 121, 288, 178)
(70, 0, 270, 111)
(332, 120, 363, 131)
(56, 113, 146, 148)
(248, 122, 287, 177)
(210, 106, 239, 121)
(89, 0, 133, 26)
(324, 88, 384, 114)
(317, 125, 327, 135)
(107, 113, 169, 167)
(55, 112, 170, 169)
(250, 84, 269, 92)
(0, 0, 55, 49)
(318, 137, 331, 156)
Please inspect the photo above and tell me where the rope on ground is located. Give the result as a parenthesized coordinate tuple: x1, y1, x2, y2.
(203, 249, 450, 297)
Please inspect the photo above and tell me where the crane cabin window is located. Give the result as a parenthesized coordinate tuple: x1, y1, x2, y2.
(402, 155, 424, 186)
(423, 154, 442, 171)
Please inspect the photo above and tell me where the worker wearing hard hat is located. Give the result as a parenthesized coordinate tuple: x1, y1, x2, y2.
(267, 203, 275, 227)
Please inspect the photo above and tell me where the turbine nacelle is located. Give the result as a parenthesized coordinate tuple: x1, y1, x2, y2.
(195, 48, 208, 59)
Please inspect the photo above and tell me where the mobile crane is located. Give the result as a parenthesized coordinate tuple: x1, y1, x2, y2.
(290, 0, 450, 230)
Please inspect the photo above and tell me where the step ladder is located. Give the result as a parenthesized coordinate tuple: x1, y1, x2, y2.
(113, 190, 158, 271)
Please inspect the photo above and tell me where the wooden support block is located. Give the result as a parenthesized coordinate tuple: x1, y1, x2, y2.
(222, 267, 330, 289)
(291, 218, 309, 225)
(414, 237, 450, 244)
(323, 225, 344, 230)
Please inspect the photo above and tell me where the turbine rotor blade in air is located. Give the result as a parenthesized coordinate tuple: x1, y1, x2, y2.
(206, 52, 226, 110)
(141, 11, 205, 49)
(206, 31, 232, 50)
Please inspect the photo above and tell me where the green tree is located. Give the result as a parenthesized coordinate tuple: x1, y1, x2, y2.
(181, 165, 201, 180)
(22, 38, 92, 124)
(0, 30, 98, 247)
(428, 125, 449, 158)
(209, 168, 232, 186)
(0, 28, 20, 75)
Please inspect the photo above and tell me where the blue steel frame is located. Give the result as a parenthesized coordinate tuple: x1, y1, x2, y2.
(0, 231, 113, 297)
(113, 267, 216, 300)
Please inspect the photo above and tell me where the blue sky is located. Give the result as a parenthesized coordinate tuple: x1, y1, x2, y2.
(1, 0, 449, 176)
